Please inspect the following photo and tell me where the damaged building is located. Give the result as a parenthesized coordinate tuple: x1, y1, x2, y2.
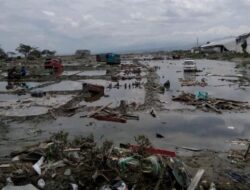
(200, 32, 250, 54)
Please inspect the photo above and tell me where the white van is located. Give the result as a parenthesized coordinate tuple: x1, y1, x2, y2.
(183, 60, 197, 72)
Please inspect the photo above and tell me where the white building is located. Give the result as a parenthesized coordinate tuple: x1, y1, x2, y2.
(235, 33, 250, 53)
(200, 33, 250, 54)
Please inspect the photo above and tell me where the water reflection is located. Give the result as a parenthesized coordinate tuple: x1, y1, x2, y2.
(183, 72, 196, 81)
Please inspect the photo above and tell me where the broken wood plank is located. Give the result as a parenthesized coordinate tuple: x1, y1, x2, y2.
(103, 108, 118, 115)
(64, 148, 81, 152)
(187, 169, 205, 190)
(64, 105, 86, 112)
(150, 108, 158, 118)
(0, 164, 11, 168)
(244, 143, 250, 160)
(87, 103, 112, 117)
(181, 147, 203, 152)
(49, 110, 57, 120)
(67, 71, 84, 77)
(204, 103, 222, 114)
(92, 115, 127, 123)
(215, 98, 248, 104)
(120, 144, 176, 157)
(122, 114, 139, 120)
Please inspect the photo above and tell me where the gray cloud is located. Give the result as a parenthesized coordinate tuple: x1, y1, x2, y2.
(0, 0, 250, 53)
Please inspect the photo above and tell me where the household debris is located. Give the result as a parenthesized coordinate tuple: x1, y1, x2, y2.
(187, 169, 205, 190)
(172, 92, 250, 113)
(2, 184, 39, 190)
(156, 133, 164, 139)
(180, 78, 207, 87)
(82, 83, 104, 102)
(1, 53, 250, 190)
(0, 132, 208, 190)
(82, 102, 139, 123)
(31, 91, 46, 98)
(111, 67, 145, 81)
(225, 171, 248, 183)
(163, 80, 170, 89)
(150, 108, 158, 118)
(228, 139, 250, 161)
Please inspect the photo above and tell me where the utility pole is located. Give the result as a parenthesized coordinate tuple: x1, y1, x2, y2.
(196, 37, 199, 48)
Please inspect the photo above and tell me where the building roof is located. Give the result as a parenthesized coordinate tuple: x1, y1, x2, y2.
(201, 37, 236, 48)
(236, 32, 250, 43)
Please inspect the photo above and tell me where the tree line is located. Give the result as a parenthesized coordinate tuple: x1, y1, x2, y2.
(0, 44, 56, 60)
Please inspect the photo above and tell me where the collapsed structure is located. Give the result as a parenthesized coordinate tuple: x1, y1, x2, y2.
(200, 32, 250, 54)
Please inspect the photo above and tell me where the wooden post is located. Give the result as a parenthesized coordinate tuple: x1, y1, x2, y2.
(244, 143, 250, 160)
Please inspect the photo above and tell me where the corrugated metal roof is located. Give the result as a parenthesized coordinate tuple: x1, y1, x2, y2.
(201, 37, 236, 48)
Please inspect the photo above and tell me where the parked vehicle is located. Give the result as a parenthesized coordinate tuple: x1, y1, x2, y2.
(44, 58, 63, 69)
(183, 60, 197, 72)
(96, 53, 121, 65)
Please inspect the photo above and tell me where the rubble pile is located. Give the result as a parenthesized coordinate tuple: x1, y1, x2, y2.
(180, 79, 207, 87)
(172, 92, 250, 113)
(0, 133, 206, 190)
(111, 64, 145, 81)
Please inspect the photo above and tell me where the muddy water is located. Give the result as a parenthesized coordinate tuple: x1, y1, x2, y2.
(34, 80, 83, 92)
(32, 78, 146, 107)
(1, 59, 250, 157)
(1, 111, 250, 157)
(62, 70, 106, 76)
(0, 81, 44, 92)
(142, 59, 250, 109)
(80, 78, 146, 107)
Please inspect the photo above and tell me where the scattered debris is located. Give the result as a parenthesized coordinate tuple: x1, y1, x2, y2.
(0, 132, 207, 190)
(31, 91, 46, 98)
(156, 133, 164, 138)
(228, 126, 235, 130)
(187, 169, 205, 190)
(181, 78, 207, 87)
(92, 114, 127, 123)
(37, 179, 45, 189)
(2, 184, 39, 190)
(150, 108, 158, 118)
(244, 143, 250, 160)
(82, 83, 104, 102)
(120, 143, 176, 157)
(172, 92, 250, 113)
(225, 171, 248, 183)
(32, 156, 44, 175)
(163, 80, 170, 89)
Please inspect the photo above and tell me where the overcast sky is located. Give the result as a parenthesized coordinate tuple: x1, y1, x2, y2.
(0, 0, 250, 54)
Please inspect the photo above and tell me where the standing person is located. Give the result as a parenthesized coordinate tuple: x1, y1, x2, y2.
(20, 66, 27, 76)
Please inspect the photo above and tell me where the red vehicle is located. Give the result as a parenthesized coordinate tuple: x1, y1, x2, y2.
(44, 58, 63, 69)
